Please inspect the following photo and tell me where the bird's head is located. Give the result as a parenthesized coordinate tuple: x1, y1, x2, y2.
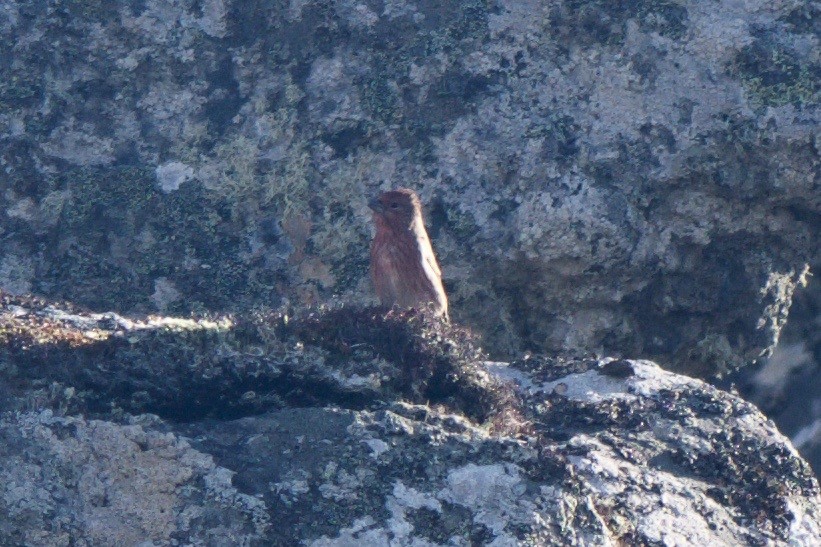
(368, 188, 422, 230)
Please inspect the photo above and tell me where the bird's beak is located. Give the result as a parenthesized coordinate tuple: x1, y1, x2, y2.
(368, 197, 382, 213)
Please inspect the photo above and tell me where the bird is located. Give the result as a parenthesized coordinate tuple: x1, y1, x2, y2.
(368, 188, 448, 320)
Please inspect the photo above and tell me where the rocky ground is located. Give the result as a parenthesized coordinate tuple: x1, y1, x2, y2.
(0, 1, 819, 543)
(1, 293, 819, 545)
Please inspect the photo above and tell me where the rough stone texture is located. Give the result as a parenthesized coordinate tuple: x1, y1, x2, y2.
(1, 0, 819, 540)
(0, 0, 817, 376)
(1, 295, 819, 545)
(735, 262, 821, 475)
(0, 411, 269, 546)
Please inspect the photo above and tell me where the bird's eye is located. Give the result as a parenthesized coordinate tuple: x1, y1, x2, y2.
(390, 202, 399, 209)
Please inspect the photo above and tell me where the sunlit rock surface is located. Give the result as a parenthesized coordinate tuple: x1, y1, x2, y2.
(0, 0, 817, 372)
(1, 294, 818, 545)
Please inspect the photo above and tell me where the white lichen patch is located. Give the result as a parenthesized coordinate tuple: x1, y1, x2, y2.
(155, 161, 195, 192)
(191, 0, 228, 38)
(150, 277, 182, 311)
(362, 438, 390, 458)
(318, 467, 363, 502)
(7, 197, 37, 221)
(41, 124, 115, 166)
(566, 433, 755, 546)
(439, 463, 528, 538)
(382, 0, 420, 21)
(386, 482, 443, 542)
(145, 279, 183, 315)
(308, 516, 391, 547)
(534, 368, 637, 403)
(272, 470, 311, 505)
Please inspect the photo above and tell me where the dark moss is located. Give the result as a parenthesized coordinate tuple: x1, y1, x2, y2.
(328, 252, 370, 295)
(406, 505, 473, 544)
(1, 141, 57, 198)
(0, 294, 376, 422)
(0, 295, 527, 432)
(525, 114, 580, 166)
(674, 425, 818, 537)
(49, 0, 121, 22)
(360, 69, 402, 125)
(203, 55, 245, 136)
(446, 0, 494, 42)
(435, 198, 481, 242)
(283, 306, 520, 426)
(509, 354, 599, 383)
(468, 523, 497, 545)
(778, 4, 820, 35)
(649, 386, 818, 540)
(0, 71, 43, 112)
(321, 121, 373, 158)
(553, 0, 689, 48)
(434, 66, 499, 106)
(536, 395, 655, 440)
(31, 166, 284, 314)
(62, 165, 157, 230)
(515, 360, 819, 542)
(354, 2, 496, 132)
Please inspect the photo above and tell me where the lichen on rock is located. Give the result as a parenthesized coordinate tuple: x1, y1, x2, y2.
(1, 294, 819, 544)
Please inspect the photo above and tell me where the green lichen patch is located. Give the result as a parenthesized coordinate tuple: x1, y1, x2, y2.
(732, 39, 820, 109)
(360, 62, 402, 126)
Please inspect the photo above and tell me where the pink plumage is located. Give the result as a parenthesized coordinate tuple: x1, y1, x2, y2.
(369, 188, 448, 320)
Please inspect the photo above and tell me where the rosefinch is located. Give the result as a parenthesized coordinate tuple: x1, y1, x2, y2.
(369, 188, 448, 320)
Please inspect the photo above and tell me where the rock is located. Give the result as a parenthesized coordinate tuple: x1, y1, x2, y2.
(736, 263, 821, 476)
(0, 0, 818, 541)
(0, 0, 816, 376)
(0, 411, 268, 546)
(1, 295, 819, 545)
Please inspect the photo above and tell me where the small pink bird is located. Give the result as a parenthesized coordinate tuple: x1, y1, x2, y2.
(369, 188, 448, 320)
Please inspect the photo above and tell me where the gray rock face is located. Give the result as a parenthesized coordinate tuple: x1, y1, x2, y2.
(0, 0, 819, 540)
(0, 0, 817, 376)
(0, 411, 268, 546)
(1, 295, 819, 545)
(738, 266, 821, 477)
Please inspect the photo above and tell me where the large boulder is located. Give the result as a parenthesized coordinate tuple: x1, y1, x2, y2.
(0, 0, 817, 374)
(1, 294, 819, 545)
